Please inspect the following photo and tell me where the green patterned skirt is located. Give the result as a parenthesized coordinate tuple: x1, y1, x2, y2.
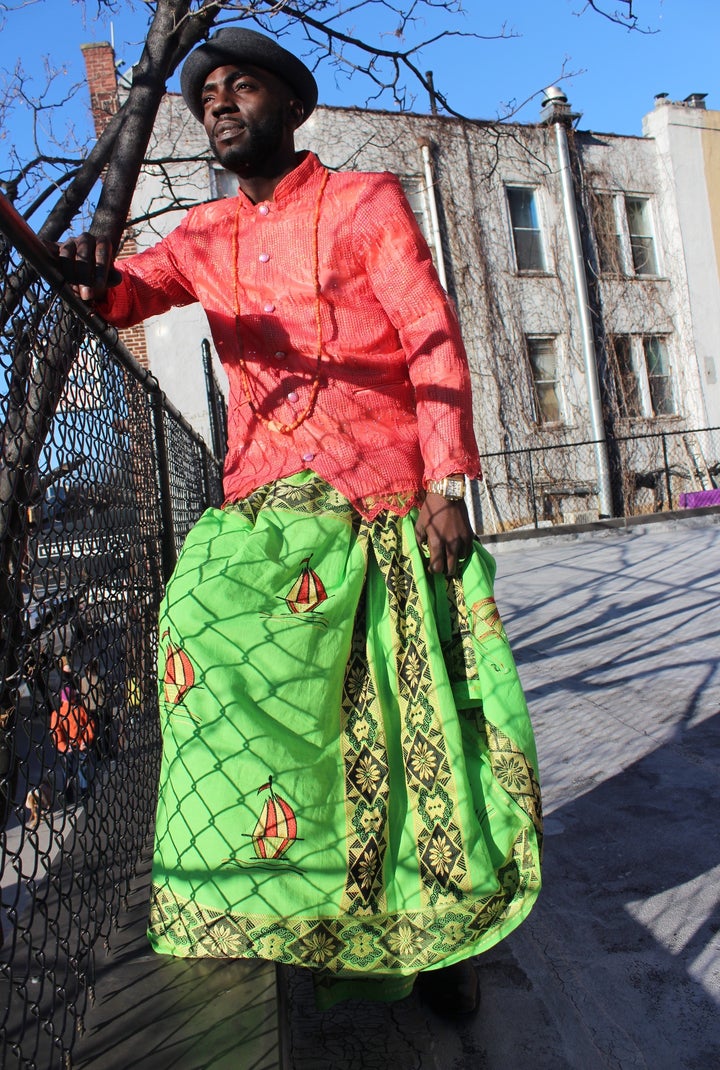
(148, 472, 542, 1006)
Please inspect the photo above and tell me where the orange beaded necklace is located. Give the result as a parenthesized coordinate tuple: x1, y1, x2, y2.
(232, 168, 330, 434)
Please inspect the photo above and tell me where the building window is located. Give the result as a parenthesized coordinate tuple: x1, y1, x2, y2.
(591, 192, 624, 275)
(507, 187, 545, 272)
(527, 337, 562, 423)
(210, 165, 238, 199)
(643, 336, 675, 415)
(609, 334, 641, 417)
(400, 176, 432, 244)
(625, 197, 659, 276)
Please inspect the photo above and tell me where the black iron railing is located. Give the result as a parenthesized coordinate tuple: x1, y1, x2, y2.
(477, 426, 720, 532)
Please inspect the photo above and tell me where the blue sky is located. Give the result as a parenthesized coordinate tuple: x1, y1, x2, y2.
(1, 0, 718, 161)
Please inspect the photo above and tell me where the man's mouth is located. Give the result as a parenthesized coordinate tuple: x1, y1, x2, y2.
(214, 120, 246, 143)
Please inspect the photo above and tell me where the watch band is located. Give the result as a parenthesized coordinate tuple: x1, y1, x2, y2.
(426, 476, 466, 500)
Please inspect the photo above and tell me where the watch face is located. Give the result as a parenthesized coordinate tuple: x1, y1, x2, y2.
(428, 477, 465, 498)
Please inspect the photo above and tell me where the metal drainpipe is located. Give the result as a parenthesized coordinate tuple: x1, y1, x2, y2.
(418, 139, 448, 291)
(418, 138, 484, 531)
(552, 120, 614, 517)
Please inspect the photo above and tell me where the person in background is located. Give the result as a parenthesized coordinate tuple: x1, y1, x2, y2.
(50, 661, 95, 802)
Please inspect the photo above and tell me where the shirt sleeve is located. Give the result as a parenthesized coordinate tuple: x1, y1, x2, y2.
(352, 173, 481, 483)
(97, 214, 198, 328)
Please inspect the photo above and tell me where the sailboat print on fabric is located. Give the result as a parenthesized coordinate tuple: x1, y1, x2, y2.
(224, 776, 304, 873)
(470, 598, 511, 675)
(261, 555, 330, 628)
(162, 629, 195, 703)
(161, 629, 200, 722)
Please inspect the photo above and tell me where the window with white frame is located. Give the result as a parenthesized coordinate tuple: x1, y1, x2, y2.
(590, 192, 661, 278)
(609, 334, 641, 417)
(526, 336, 562, 424)
(625, 197, 659, 276)
(609, 334, 675, 418)
(507, 187, 546, 272)
(642, 336, 675, 415)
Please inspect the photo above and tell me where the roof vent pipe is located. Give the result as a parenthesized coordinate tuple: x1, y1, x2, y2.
(539, 86, 580, 126)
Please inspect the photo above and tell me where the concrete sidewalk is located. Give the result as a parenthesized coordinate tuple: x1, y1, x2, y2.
(74, 514, 720, 1069)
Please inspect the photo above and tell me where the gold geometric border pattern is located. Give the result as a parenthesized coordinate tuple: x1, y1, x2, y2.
(225, 474, 358, 526)
(148, 826, 539, 974)
(486, 722, 543, 850)
(338, 581, 390, 918)
(370, 515, 473, 908)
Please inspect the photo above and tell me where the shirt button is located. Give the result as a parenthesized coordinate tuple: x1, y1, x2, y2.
(263, 302, 275, 313)
(274, 351, 286, 360)
(258, 204, 269, 215)
(259, 252, 270, 263)
(302, 451, 315, 463)
(288, 391, 299, 403)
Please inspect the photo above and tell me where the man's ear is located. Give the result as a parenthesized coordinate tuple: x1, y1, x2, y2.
(287, 97, 305, 130)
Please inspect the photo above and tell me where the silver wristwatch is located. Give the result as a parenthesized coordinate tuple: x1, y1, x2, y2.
(426, 476, 466, 500)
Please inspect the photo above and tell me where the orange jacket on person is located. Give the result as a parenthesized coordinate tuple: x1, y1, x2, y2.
(97, 152, 481, 520)
(50, 688, 96, 753)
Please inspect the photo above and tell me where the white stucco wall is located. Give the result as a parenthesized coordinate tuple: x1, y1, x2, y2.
(644, 102, 720, 426)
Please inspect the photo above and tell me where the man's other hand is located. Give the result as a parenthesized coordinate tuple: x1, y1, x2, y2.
(415, 493, 474, 577)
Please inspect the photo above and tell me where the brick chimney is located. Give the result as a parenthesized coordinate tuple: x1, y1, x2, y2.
(81, 42, 149, 368)
(81, 42, 119, 135)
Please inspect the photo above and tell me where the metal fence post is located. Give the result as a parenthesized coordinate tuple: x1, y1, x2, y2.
(662, 433, 673, 510)
(149, 391, 177, 584)
(202, 339, 223, 461)
(528, 450, 539, 528)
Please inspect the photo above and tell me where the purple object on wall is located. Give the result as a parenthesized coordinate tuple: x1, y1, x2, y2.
(678, 489, 720, 508)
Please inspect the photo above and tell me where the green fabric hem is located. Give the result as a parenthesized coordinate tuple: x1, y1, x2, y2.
(312, 971, 416, 1010)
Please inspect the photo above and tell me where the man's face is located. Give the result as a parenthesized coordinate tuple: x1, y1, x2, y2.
(200, 64, 302, 174)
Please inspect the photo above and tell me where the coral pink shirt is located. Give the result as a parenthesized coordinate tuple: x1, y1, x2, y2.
(99, 152, 480, 518)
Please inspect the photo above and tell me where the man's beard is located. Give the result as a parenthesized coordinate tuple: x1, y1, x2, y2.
(211, 107, 286, 173)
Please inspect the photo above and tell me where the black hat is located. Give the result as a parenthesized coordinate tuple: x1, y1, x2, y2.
(181, 27, 318, 124)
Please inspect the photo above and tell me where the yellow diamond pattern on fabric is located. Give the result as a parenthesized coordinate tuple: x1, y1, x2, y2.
(371, 518, 473, 907)
(339, 585, 390, 918)
(486, 722, 543, 847)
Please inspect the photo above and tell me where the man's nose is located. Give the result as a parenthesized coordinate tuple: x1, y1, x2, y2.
(211, 89, 237, 115)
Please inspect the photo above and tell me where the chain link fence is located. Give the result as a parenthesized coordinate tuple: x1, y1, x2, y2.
(476, 426, 720, 533)
(0, 195, 223, 1069)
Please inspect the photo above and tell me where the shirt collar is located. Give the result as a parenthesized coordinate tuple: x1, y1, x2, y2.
(235, 151, 325, 210)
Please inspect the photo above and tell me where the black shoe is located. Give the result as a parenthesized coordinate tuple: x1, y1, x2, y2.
(416, 959, 480, 1017)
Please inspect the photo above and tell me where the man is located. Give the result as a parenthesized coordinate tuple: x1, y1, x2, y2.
(60, 28, 541, 1015)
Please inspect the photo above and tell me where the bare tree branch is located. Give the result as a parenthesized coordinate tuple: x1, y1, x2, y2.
(578, 1, 656, 34)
